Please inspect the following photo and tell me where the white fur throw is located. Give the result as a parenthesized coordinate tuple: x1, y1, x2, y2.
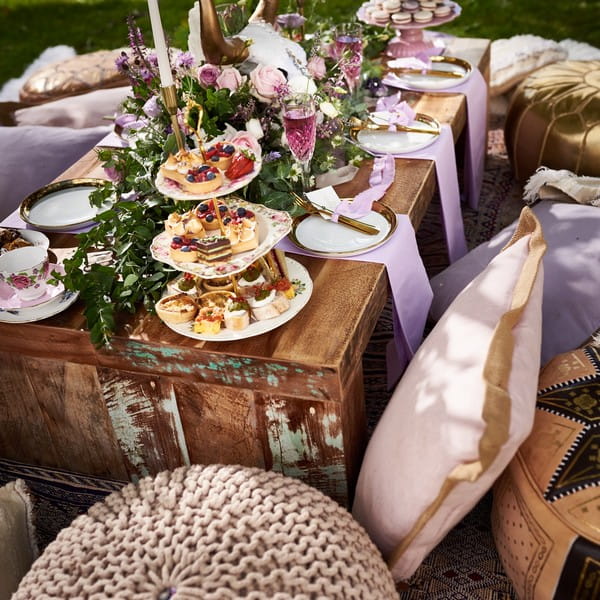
(490, 35, 567, 96)
(524, 167, 600, 207)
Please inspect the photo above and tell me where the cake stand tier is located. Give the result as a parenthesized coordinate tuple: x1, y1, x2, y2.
(357, 1, 461, 58)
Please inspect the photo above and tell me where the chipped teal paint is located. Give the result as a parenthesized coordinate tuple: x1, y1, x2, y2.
(118, 341, 330, 399)
(265, 400, 346, 498)
(321, 414, 343, 450)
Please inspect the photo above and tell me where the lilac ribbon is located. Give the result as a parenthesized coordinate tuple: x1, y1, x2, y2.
(382, 66, 487, 210)
(332, 93, 414, 221)
(277, 215, 433, 388)
(331, 154, 396, 220)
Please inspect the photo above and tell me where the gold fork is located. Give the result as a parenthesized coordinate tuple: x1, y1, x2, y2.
(292, 193, 380, 236)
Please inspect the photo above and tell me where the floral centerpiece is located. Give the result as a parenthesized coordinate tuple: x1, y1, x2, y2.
(62, 6, 393, 346)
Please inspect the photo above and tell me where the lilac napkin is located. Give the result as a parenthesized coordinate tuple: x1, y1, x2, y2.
(383, 66, 488, 210)
(278, 214, 433, 387)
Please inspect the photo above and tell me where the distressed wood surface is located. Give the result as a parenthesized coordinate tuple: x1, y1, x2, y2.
(0, 39, 490, 505)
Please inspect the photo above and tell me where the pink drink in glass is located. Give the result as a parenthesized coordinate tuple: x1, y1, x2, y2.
(334, 29, 363, 93)
(283, 107, 317, 163)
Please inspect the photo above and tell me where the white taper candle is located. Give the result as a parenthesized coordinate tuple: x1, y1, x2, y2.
(147, 0, 174, 87)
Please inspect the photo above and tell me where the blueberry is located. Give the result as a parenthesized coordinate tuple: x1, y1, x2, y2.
(206, 172, 216, 180)
(236, 207, 247, 217)
(219, 205, 227, 212)
(210, 155, 219, 162)
(223, 217, 231, 224)
(199, 165, 210, 172)
(224, 144, 235, 153)
(198, 203, 209, 212)
(206, 214, 214, 222)
(173, 236, 182, 243)
(186, 174, 194, 181)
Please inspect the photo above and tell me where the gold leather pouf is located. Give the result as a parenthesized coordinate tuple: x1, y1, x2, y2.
(505, 60, 600, 183)
(19, 49, 129, 105)
(491, 342, 600, 600)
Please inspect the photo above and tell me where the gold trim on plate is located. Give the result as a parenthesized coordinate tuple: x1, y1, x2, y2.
(288, 201, 398, 257)
(20, 178, 108, 231)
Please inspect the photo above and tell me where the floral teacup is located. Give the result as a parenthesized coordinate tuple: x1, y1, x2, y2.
(0, 246, 50, 302)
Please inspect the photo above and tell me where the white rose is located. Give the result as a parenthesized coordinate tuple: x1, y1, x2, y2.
(287, 74, 317, 95)
(245, 118, 264, 140)
(319, 101, 339, 119)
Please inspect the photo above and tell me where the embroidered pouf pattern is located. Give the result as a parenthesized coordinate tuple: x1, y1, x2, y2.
(491, 340, 600, 599)
(504, 60, 600, 183)
(13, 464, 399, 599)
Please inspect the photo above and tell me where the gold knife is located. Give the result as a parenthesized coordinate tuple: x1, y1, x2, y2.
(309, 200, 380, 235)
(387, 67, 464, 79)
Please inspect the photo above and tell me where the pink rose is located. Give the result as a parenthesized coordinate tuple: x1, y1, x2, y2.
(197, 63, 221, 87)
(307, 56, 326, 80)
(249, 65, 287, 103)
(11, 275, 32, 290)
(216, 67, 244, 92)
(230, 130, 262, 158)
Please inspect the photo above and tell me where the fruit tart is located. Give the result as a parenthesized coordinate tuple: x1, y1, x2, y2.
(156, 293, 199, 324)
(204, 141, 236, 170)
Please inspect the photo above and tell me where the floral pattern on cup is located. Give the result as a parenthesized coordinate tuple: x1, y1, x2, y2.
(0, 246, 50, 302)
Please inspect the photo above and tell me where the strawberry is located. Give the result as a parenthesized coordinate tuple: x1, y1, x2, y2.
(225, 150, 255, 180)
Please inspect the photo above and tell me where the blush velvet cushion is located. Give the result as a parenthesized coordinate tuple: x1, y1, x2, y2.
(429, 201, 600, 367)
(353, 207, 546, 581)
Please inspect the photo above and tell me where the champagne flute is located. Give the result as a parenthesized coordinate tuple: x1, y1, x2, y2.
(333, 22, 364, 95)
(282, 93, 317, 193)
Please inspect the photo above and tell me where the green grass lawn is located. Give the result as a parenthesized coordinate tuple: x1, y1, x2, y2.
(0, 0, 598, 87)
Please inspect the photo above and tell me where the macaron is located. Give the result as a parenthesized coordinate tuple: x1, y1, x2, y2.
(402, 0, 420, 11)
(419, 0, 437, 9)
(391, 11, 413, 24)
(383, 0, 401, 11)
(372, 9, 391, 25)
(434, 4, 452, 17)
(413, 9, 434, 23)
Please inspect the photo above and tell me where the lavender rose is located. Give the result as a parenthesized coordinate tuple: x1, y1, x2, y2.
(197, 64, 221, 87)
(249, 65, 287, 103)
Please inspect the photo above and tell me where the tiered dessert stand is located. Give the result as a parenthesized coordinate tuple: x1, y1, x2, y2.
(357, 1, 462, 58)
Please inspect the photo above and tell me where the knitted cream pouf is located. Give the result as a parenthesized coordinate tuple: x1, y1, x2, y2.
(14, 464, 398, 599)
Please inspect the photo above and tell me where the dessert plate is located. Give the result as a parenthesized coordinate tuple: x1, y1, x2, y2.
(351, 113, 440, 156)
(150, 200, 293, 279)
(288, 201, 397, 257)
(20, 179, 111, 232)
(384, 55, 472, 90)
(0, 265, 78, 323)
(157, 258, 312, 341)
(155, 152, 263, 201)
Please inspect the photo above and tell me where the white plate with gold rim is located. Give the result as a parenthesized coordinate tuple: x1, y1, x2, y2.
(351, 113, 441, 156)
(288, 201, 397, 257)
(157, 258, 312, 341)
(385, 55, 472, 90)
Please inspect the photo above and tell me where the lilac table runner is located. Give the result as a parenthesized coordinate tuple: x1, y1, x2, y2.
(383, 67, 488, 210)
(390, 124, 467, 263)
(277, 216, 433, 387)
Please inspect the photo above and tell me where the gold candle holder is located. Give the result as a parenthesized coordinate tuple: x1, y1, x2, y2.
(161, 84, 185, 152)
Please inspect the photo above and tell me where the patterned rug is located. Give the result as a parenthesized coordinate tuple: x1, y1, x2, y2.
(0, 125, 525, 598)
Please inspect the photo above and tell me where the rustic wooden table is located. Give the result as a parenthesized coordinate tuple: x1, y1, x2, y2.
(0, 38, 489, 507)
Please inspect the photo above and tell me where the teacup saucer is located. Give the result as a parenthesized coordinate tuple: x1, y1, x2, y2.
(0, 263, 65, 309)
